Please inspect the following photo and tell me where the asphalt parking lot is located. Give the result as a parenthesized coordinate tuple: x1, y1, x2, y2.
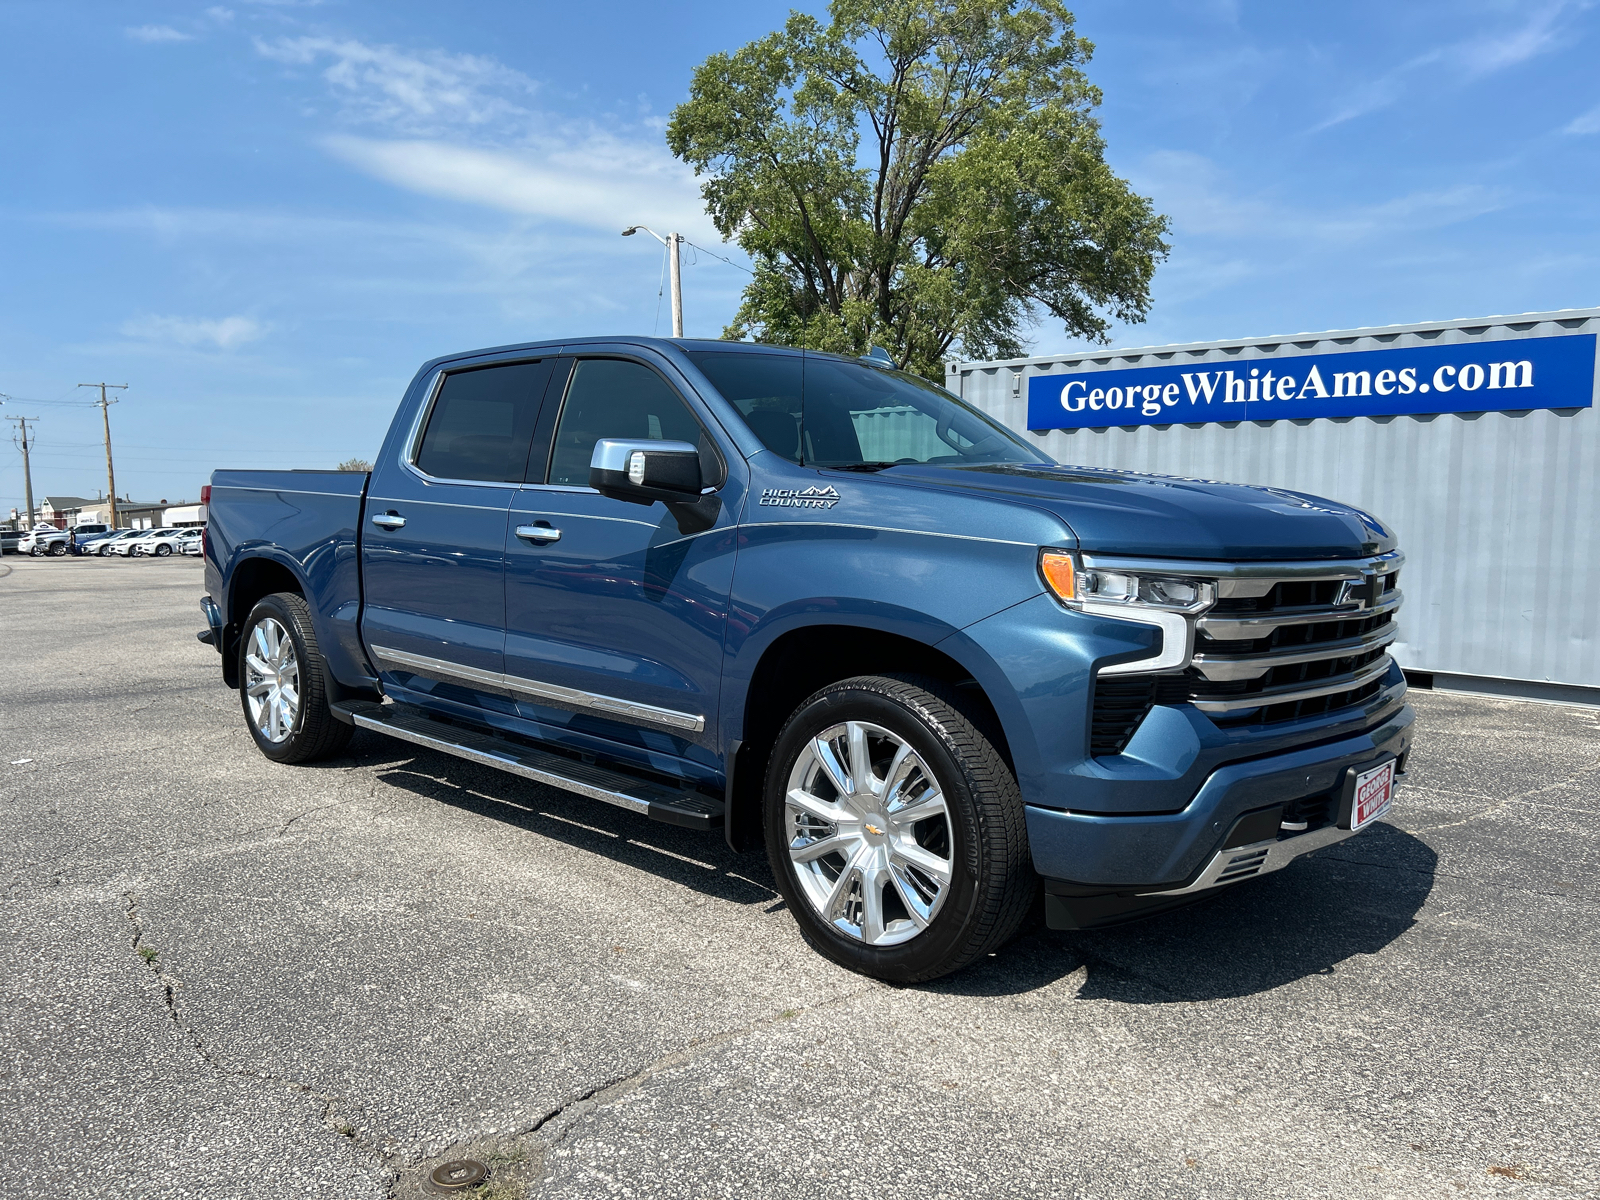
(2, 555, 1596, 1200)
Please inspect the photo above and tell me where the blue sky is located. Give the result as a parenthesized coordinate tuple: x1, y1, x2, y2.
(2, 0, 1597, 510)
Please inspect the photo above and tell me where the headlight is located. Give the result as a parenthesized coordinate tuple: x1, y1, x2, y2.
(1039, 550, 1216, 614)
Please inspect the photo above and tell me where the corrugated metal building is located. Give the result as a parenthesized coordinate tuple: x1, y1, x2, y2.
(947, 307, 1600, 705)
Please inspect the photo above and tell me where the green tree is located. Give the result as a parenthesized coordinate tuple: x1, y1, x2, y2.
(667, 0, 1168, 379)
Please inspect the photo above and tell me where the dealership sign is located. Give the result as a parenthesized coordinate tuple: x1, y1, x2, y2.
(1027, 333, 1597, 431)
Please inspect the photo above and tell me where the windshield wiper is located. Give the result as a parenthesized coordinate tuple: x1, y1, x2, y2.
(828, 461, 901, 473)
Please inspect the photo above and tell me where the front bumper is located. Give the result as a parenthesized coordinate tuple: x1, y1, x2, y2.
(1028, 701, 1412, 925)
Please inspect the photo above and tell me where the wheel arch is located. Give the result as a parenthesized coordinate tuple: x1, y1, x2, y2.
(221, 554, 306, 688)
(723, 618, 1028, 853)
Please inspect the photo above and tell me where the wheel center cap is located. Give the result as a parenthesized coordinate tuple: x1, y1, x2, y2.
(863, 817, 887, 841)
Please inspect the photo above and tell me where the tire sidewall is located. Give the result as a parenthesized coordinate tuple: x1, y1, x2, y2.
(763, 682, 988, 983)
(156, 544, 172, 557)
(239, 595, 312, 762)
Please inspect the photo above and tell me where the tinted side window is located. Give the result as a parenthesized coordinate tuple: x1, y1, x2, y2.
(546, 359, 704, 486)
(414, 360, 550, 483)
(686, 351, 803, 462)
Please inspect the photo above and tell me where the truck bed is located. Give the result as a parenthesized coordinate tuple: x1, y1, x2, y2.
(205, 469, 372, 690)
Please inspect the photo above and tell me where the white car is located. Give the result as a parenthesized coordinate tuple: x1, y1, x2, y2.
(117, 529, 166, 556)
(94, 530, 143, 556)
(140, 528, 202, 558)
(180, 528, 205, 556)
(19, 527, 71, 556)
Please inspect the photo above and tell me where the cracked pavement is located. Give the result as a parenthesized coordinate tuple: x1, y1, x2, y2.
(2, 556, 1597, 1199)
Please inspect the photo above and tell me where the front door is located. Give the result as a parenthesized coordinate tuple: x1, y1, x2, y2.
(362, 357, 554, 703)
(503, 355, 739, 775)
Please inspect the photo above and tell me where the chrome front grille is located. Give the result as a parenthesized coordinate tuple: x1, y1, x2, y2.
(1088, 551, 1405, 753)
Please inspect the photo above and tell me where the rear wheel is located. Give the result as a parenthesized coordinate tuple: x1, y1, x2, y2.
(239, 592, 352, 764)
(763, 674, 1034, 983)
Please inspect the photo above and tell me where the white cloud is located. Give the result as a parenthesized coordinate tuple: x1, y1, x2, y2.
(1311, 1, 1587, 132)
(255, 35, 536, 135)
(322, 135, 716, 241)
(126, 25, 194, 44)
(121, 314, 268, 350)
(1134, 151, 1506, 243)
(1565, 101, 1600, 134)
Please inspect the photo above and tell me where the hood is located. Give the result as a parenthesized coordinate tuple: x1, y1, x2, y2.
(885, 463, 1396, 561)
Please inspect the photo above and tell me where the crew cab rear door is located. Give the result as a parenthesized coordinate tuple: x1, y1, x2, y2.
(361, 357, 556, 701)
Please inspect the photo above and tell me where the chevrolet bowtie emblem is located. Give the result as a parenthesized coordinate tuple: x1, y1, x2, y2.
(865, 823, 884, 835)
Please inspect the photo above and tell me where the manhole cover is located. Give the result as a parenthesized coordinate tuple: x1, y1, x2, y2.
(427, 1158, 489, 1192)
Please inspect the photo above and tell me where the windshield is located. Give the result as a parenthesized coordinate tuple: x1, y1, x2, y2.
(687, 351, 1048, 470)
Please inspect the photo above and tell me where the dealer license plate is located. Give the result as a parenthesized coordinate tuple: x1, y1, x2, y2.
(1350, 760, 1395, 831)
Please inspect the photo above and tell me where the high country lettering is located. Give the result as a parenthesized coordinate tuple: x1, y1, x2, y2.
(759, 486, 841, 509)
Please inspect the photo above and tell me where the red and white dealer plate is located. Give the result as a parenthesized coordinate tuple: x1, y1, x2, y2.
(1350, 760, 1396, 831)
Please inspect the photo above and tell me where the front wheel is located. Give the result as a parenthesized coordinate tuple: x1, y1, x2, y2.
(763, 675, 1035, 983)
(239, 592, 352, 764)
(47, 541, 67, 557)
(155, 544, 172, 557)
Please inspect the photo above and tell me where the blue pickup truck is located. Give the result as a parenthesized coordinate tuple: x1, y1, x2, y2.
(200, 337, 1411, 981)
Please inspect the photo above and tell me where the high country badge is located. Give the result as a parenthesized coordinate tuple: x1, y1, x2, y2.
(759, 486, 841, 509)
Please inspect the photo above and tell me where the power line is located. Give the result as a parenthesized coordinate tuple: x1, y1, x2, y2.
(682, 239, 754, 274)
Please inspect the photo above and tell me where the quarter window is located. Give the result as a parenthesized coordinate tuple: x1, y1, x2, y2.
(414, 361, 549, 484)
(545, 359, 705, 487)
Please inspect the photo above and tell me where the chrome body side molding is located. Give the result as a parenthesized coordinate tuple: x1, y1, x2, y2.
(367, 644, 706, 733)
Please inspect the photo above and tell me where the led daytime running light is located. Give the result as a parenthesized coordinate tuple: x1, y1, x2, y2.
(1039, 550, 1216, 614)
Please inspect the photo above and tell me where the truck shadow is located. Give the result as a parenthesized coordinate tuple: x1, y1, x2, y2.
(342, 735, 780, 908)
(935, 823, 1438, 1003)
(328, 736, 1435, 1004)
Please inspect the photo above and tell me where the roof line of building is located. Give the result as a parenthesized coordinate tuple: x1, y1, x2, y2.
(946, 306, 1600, 373)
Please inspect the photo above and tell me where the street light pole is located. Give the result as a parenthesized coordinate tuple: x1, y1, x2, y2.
(622, 226, 684, 338)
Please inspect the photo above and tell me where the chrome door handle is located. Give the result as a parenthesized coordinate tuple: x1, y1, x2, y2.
(515, 524, 561, 543)
(371, 513, 407, 530)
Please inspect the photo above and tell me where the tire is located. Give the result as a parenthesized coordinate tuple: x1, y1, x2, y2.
(47, 541, 67, 557)
(763, 674, 1035, 983)
(155, 544, 172, 557)
(99, 544, 113, 557)
(238, 591, 352, 764)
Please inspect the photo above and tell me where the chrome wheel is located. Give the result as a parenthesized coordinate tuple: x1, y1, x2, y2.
(244, 617, 300, 743)
(784, 720, 954, 947)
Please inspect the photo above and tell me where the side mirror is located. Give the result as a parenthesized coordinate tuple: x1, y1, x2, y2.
(589, 439, 703, 506)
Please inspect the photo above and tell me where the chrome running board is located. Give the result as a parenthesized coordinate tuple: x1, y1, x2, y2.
(333, 700, 724, 831)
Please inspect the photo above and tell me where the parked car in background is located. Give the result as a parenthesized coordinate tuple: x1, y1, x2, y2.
(20, 527, 72, 556)
(116, 529, 164, 556)
(1, 529, 23, 554)
(95, 530, 143, 556)
(71, 524, 113, 553)
(140, 528, 200, 558)
(180, 528, 205, 556)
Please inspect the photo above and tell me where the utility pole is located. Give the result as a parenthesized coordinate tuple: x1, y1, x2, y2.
(6, 414, 39, 529)
(79, 383, 127, 529)
(621, 226, 684, 337)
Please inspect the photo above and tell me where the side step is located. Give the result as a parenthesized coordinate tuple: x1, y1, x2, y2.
(333, 700, 724, 831)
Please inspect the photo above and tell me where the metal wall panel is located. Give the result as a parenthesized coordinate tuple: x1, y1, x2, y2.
(948, 309, 1600, 692)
